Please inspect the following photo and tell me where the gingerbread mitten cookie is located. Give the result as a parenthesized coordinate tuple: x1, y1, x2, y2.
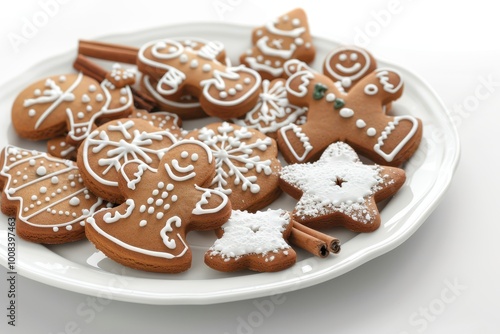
(278, 68, 422, 166)
(85, 140, 232, 273)
(205, 209, 296, 272)
(138, 39, 261, 119)
(240, 8, 315, 80)
(12, 66, 134, 145)
(77, 118, 178, 203)
(187, 122, 282, 211)
(0, 145, 106, 244)
(279, 142, 406, 232)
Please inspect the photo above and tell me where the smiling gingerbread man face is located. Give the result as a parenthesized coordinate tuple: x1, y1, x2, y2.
(323, 46, 377, 90)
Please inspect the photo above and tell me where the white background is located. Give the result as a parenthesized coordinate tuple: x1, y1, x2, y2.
(0, 0, 499, 333)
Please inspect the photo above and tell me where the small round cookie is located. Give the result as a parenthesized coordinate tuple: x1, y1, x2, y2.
(77, 118, 178, 203)
(187, 122, 282, 212)
(205, 209, 296, 272)
(12, 70, 134, 145)
(232, 79, 307, 138)
(279, 142, 406, 232)
(85, 139, 232, 273)
(240, 8, 316, 80)
(0, 145, 106, 244)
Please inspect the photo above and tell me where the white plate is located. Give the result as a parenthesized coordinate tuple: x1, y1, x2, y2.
(0, 22, 459, 305)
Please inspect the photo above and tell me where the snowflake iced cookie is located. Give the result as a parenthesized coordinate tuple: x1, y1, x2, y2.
(231, 79, 307, 138)
(0, 145, 106, 244)
(278, 67, 422, 166)
(187, 122, 282, 212)
(12, 66, 135, 145)
(85, 140, 232, 273)
(279, 142, 406, 232)
(137, 38, 260, 119)
(240, 8, 315, 80)
(205, 209, 296, 272)
(77, 118, 178, 203)
(323, 45, 377, 91)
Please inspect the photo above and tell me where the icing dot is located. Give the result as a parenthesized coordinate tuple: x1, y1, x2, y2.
(171, 195, 178, 202)
(119, 97, 127, 105)
(161, 192, 169, 199)
(219, 91, 228, 99)
(89, 84, 97, 92)
(364, 84, 379, 95)
(69, 197, 80, 206)
(50, 176, 58, 184)
(40, 187, 47, 194)
(120, 88, 127, 95)
(244, 78, 251, 85)
(179, 54, 188, 64)
(59, 75, 67, 83)
(326, 93, 336, 102)
(34, 89, 41, 96)
(339, 108, 354, 118)
(66, 225, 73, 231)
(202, 64, 211, 72)
(191, 153, 199, 161)
(166, 184, 174, 191)
(181, 151, 189, 158)
(350, 53, 359, 61)
(45, 197, 50, 202)
(147, 197, 154, 205)
(156, 212, 164, 220)
(80, 221, 85, 226)
(157, 182, 165, 188)
(139, 205, 146, 213)
(190, 59, 199, 69)
(29, 159, 36, 166)
(31, 195, 37, 201)
(156, 199, 163, 206)
(82, 94, 90, 103)
(366, 128, 377, 136)
(356, 119, 367, 128)
(292, 18, 301, 26)
(228, 88, 237, 96)
(152, 189, 159, 196)
(96, 94, 104, 102)
(264, 60, 271, 65)
(163, 204, 170, 210)
(28, 109, 36, 117)
(77, 112, 85, 119)
(53, 227, 59, 232)
(294, 38, 304, 45)
(250, 184, 260, 193)
(275, 60, 281, 66)
(148, 207, 155, 214)
(168, 46, 177, 53)
(36, 166, 47, 176)
(339, 53, 347, 61)
(139, 220, 147, 227)
(235, 84, 243, 91)
(257, 55, 263, 62)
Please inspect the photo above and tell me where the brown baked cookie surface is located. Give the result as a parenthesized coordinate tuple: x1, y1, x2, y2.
(85, 139, 232, 273)
(279, 142, 406, 233)
(0, 145, 106, 244)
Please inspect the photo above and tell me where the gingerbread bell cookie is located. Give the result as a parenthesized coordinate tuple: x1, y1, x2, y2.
(12, 66, 135, 145)
(77, 118, 178, 203)
(278, 67, 422, 166)
(232, 79, 307, 138)
(240, 8, 315, 80)
(187, 122, 282, 212)
(279, 142, 406, 232)
(137, 38, 261, 119)
(85, 140, 232, 273)
(205, 209, 296, 272)
(0, 145, 106, 244)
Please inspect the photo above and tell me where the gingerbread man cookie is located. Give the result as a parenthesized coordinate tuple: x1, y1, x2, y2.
(0, 145, 106, 244)
(205, 209, 296, 272)
(232, 79, 307, 138)
(137, 39, 261, 119)
(279, 142, 406, 232)
(187, 122, 282, 212)
(278, 68, 422, 166)
(12, 66, 135, 145)
(240, 8, 315, 80)
(77, 118, 178, 203)
(85, 140, 232, 273)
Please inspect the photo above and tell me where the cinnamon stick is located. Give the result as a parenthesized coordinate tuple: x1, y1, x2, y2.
(289, 226, 329, 258)
(293, 222, 341, 254)
(78, 40, 139, 64)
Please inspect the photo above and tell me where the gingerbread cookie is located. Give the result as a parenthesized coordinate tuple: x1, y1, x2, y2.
(279, 142, 406, 232)
(0, 145, 106, 244)
(205, 209, 296, 272)
(187, 122, 282, 212)
(137, 39, 261, 119)
(77, 118, 178, 203)
(278, 68, 422, 166)
(47, 136, 78, 160)
(12, 67, 135, 145)
(323, 45, 377, 91)
(231, 79, 307, 138)
(240, 8, 315, 80)
(85, 139, 232, 273)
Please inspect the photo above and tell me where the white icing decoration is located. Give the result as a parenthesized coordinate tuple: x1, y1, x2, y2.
(279, 124, 313, 162)
(265, 19, 305, 37)
(376, 68, 403, 94)
(364, 83, 379, 95)
(192, 185, 229, 215)
(142, 75, 201, 109)
(286, 70, 314, 98)
(374, 115, 419, 162)
(326, 93, 336, 102)
(367, 128, 377, 136)
(339, 108, 354, 118)
(356, 119, 367, 128)
(256, 36, 296, 59)
(103, 199, 135, 223)
(69, 197, 80, 206)
(324, 47, 372, 85)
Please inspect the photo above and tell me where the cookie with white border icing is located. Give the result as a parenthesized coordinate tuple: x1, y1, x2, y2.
(85, 139, 232, 273)
(279, 142, 406, 232)
(278, 67, 422, 166)
(0, 145, 106, 244)
(12, 67, 134, 145)
(240, 8, 315, 80)
(77, 118, 178, 203)
(187, 122, 282, 212)
(205, 209, 296, 272)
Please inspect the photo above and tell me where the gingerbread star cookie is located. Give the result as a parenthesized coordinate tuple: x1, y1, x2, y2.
(187, 122, 282, 212)
(205, 209, 296, 272)
(240, 8, 315, 80)
(232, 79, 307, 138)
(0, 145, 106, 244)
(85, 139, 232, 273)
(279, 142, 406, 232)
(12, 66, 134, 145)
(278, 67, 422, 166)
(77, 118, 178, 203)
